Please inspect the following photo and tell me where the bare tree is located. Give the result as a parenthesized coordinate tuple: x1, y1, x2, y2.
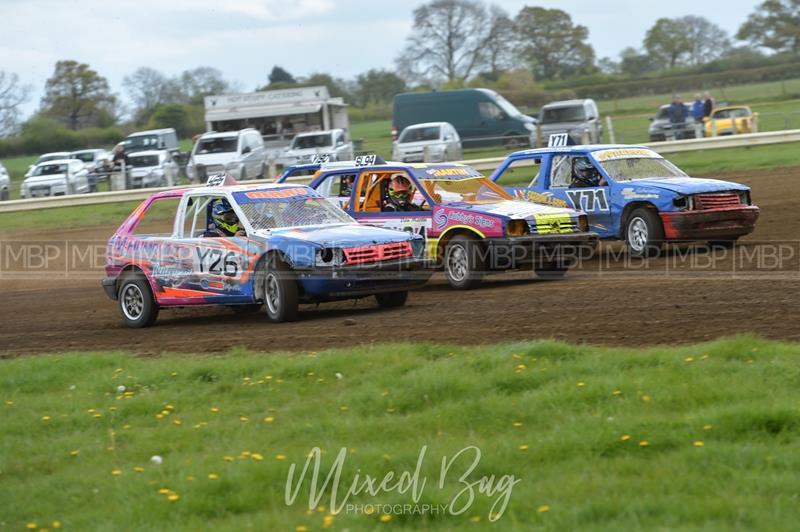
(484, 6, 516, 77)
(396, 0, 495, 84)
(122, 67, 172, 118)
(683, 16, 731, 66)
(0, 71, 31, 137)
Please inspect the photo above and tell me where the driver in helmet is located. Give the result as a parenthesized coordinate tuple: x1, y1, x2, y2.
(383, 175, 420, 212)
(204, 199, 247, 237)
(570, 157, 606, 188)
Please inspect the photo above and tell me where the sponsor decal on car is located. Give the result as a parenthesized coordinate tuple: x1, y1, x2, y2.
(621, 187, 660, 200)
(593, 148, 662, 162)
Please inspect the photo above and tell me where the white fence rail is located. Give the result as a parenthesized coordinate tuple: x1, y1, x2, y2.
(3, 129, 799, 214)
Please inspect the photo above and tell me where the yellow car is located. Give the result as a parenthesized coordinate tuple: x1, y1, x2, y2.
(705, 106, 758, 136)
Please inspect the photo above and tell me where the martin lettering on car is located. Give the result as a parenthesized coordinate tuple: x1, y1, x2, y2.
(489, 144, 759, 251)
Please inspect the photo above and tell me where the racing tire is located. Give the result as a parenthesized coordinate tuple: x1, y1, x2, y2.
(117, 274, 159, 328)
(625, 208, 664, 258)
(375, 291, 408, 308)
(228, 304, 263, 314)
(444, 234, 485, 290)
(262, 256, 298, 323)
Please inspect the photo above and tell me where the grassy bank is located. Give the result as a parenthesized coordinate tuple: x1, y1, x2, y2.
(1, 336, 799, 530)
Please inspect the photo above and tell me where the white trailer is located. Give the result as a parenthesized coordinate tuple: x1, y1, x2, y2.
(203, 86, 350, 160)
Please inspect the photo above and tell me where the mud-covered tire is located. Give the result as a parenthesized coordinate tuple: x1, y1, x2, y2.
(625, 208, 664, 258)
(117, 274, 159, 328)
(262, 256, 298, 323)
(444, 234, 485, 290)
(375, 291, 408, 308)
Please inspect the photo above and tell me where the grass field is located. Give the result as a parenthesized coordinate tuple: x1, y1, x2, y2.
(1, 336, 799, 530)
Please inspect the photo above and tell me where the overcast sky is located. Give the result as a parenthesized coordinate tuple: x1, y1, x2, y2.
(1, 0, 759, 118)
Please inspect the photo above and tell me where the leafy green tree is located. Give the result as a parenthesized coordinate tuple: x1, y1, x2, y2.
(354, 70, 406, 106)
(40, 60, 116, 130)
(148, 104, 190, 137)
(514, 7, 596, 80)
(268, 66, 296, 85)
(644, 18, 691, 69)
(178, 67, 230, 104)
(122, 67, 173, 124)
(737, 0, 800, 54)
(618, 47, 659, 76)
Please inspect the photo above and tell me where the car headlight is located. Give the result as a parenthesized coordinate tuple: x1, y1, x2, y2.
(506, 219, 529, 237)
(739, 191, 751, 205)
(315, 247, 344, 267)
(673, 195, 693, 210)
(523, 122, 537, 131)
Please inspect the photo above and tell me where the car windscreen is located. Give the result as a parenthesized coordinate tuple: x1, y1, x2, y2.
(129, 155, 160, 168)
(493, 94, 521, 117)
(34, 164, 68, 176)
(37, 155, 66, 164)
(656, 107, 670, 119)
(398, 126, 441, 143)
(541, 106, 586, 124)
(234, 191, 354, 229)
(290, 134, 333, 150)
(599, 157, 687, 181)
(418, 176, 511, 204)
(124, 135, 159, 151)
(196, 137, 237, 154)
(71, 152, 97, 163)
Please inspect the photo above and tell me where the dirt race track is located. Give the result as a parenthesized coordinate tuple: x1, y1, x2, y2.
(2, 165, 800, 356)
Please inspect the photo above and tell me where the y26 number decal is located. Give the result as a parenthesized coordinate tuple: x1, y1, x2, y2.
(196, 248, 239, 277)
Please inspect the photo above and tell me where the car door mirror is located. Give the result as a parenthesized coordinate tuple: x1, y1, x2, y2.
(241, 146, 251, 155)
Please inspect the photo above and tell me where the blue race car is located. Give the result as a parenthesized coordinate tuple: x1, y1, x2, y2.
(102, 174, 429, 327)
(489, 145, 760, 256)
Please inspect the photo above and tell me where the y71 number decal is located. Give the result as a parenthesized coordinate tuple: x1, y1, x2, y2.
(196, 248, 239, 277)
(566, 189, 609, 212)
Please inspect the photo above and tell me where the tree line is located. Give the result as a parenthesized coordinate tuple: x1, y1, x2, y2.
(0, 0, 798, 153)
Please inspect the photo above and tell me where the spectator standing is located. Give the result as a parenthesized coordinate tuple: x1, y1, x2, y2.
(691, 93, 705, 138)
(668, 95, 688, 139)
(703, 91, 715, 118)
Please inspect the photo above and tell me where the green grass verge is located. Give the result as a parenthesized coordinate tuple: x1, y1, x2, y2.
(1, 336, 798, 530)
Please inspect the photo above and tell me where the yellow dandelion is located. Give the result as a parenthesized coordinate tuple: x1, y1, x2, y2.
(380, 514, 392, 522)
(240, 451, 251, 457)
(537, 505, 550, 513)
(210, 407, 220, 413)
(516, 364, 527, 371)
(296, 526, 308, 532)
(239, 416, 249, 422)
(512, 353, 522, 360)
(612, 389, 622, 396)
(685, 356, 695, 363)
(252, 453, 264, 461)
(87, 408, 96, 413)
(4, 400, 14, 406)
(41, 415, 51, 422)
(70, 450, 79, 457)
(208, 473, 219, 480)
(381, 390, 389, 396)
(518, 444, 529, 451)
(317, 505, 326, 512)
(111, 469, 123, 476)
(52, 522, 61, 530)
(172, 420, 182, 426)
(639, 440, 649, 447)
(186, 476, 195, 481)
(641, 395, 652, 402)
(26, 523, 37, 530)
(168, 493, 180, 502)
(224, 455, 235, 462)
(265, 375, 273, 380)
(386, 407, 396, 413)
(323, 515, 335, 528)
(276, 454, 287, 461)
(339, 405, 348, 412)
(704, 424, 713, 430)
(165, 404, 174, 411)
(512, 421, 523, 427)
(158, 488, 171, 494)
(123, 424, 131, 430)
(577, 381, 585, 387)
(133, 467, 145, 473)
(263, 416, 274, 423)
(620, 434, 631, 441)
(470, 515, 481, 523)
(693, 441, 705, 448)
(155, 414, 164, 420)
(170, 372, 178, 377)
(93, 413, 102, 419)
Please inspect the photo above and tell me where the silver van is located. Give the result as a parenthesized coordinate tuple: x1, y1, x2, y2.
(392, 122, 462, 162)
(537, 99, 602, 145)
(187, 129, 267, 182)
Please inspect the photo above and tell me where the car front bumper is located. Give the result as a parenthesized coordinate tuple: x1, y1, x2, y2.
(482, 232, 599, 270)
(297, 256, 431, 298)
(660, 206, 760, 240)
(102, 277, 118, 300)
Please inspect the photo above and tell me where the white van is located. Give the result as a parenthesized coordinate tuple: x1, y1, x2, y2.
(187, 129, 267, 182)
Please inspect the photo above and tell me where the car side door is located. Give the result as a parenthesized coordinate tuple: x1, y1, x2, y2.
(545, 155, 614, 236)
(169, 194, 259, 304)
(347, 170, 433, 247)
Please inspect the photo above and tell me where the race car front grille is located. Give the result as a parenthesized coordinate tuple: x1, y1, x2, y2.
(694, 193, 742, 210)
(342, 242, 413, 265)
